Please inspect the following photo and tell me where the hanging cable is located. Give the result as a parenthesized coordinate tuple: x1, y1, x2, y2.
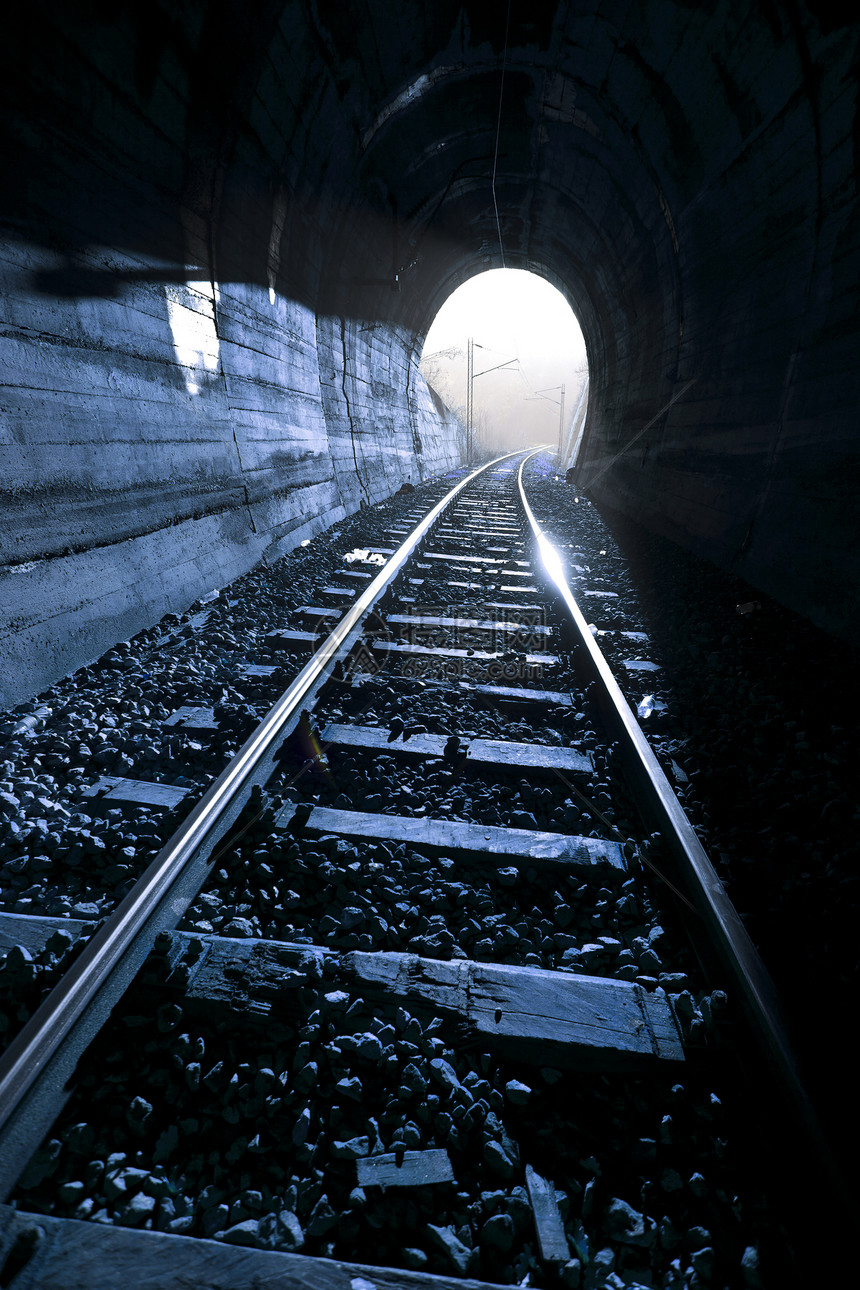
(491, 0, 512, 268)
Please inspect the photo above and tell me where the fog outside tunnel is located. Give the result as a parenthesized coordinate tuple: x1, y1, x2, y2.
(420, 270, 588, 459)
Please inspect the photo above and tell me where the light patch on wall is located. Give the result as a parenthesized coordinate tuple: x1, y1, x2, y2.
(166, 278, 221, 395)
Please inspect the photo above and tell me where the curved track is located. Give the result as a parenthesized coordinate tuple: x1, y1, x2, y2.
(0, 450, 832, 1287)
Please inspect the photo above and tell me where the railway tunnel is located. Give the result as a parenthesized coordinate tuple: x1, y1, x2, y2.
(2, 1, 858, 709)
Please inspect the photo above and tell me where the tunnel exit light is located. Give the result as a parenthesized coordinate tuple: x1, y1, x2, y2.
(420, 269, 587, 462)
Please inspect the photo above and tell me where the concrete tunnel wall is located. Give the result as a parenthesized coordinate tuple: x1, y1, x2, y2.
(2, 2, 859, 709)
(0, 2, 464, 710)
(0, 250, 460, 709)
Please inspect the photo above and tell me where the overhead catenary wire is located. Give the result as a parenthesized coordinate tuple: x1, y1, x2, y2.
(489, 0, 510, 268)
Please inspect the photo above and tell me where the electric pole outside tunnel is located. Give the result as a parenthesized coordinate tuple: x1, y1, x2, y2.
(467, 337, 520, 461)
(526, 384, 566, 460)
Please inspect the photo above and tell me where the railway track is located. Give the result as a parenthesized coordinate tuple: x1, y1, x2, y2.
(0, 451, 831, 1287)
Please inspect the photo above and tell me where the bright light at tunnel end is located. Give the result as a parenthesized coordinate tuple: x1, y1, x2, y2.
(420, 269, 588, 458)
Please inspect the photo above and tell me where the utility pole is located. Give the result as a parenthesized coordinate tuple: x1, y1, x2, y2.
(466, 337, 474, 461)
(467, 339, 520, 462)
(527, 384, 566, 461)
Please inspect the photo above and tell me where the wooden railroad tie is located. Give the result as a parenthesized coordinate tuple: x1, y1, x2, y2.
(296, 607, 554, 640)
(333, 676, 576, 712)
(379, 613, 551, 639)
(317, 723, 592, 776)
(436, 524, 522, 535)
(478, 601, 544, 614)
(420, 553, 526, 567)
(266, 631, 556, 673)
(79, 776, 192, 813)
(0, 915, 684, 1071)
(524, 1165, 570, 1263)
(0, 1204, 513, 1290)
(273, 803, 626, 873)
(463, 683, 573, 708)
(162, 706, 220, 735)
(356, 1148, 455, 1189)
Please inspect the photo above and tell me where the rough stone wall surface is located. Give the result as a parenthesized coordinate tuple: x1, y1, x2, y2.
(0, 249, 460, 709)
(315, 316, 459, 515)
(568, 8, 860, 640)
(0, 3, 470, 709)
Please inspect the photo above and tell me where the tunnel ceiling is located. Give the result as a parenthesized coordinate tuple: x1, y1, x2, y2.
(234, 0, 698, 379)
(3, 1, 859, 640)
(7, 3, 852, 354)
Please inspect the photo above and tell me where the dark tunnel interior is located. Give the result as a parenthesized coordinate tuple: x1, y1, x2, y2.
(1, 1, 858, 704)
(0, 8, 859, 1284)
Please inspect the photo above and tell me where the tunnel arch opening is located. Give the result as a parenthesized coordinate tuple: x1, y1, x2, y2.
(419, 268, 588, 463)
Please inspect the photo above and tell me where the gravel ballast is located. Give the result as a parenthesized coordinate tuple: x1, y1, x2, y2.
(1, 454, 839, 1283)
(522, 454, 859, 1183)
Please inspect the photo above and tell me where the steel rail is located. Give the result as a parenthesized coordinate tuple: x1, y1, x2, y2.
(516, 447, 845, 1203)
(0, 450, 524, 1199)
